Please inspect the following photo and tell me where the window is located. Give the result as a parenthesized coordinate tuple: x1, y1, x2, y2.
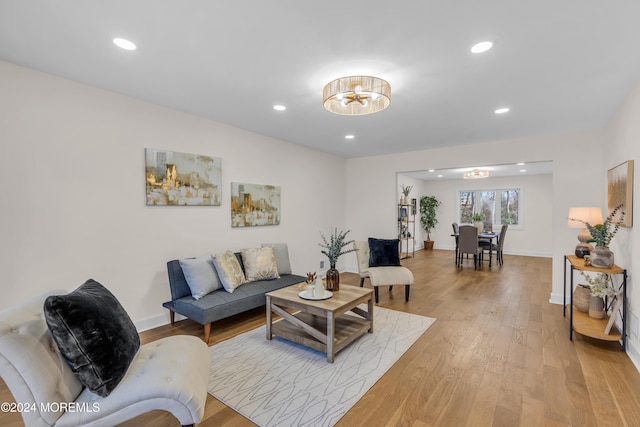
(458, 188, 521, 229)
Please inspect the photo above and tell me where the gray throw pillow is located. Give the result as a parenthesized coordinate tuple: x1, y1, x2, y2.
(179, 254, 222, 299)
(261, 243, 292, 275)
(43, 279, 140, 397)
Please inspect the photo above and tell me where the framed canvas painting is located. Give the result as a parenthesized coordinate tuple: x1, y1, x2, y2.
(145, 148, 222, 206)
(607, 160, 633, 227)
(231, 182, 281, 227)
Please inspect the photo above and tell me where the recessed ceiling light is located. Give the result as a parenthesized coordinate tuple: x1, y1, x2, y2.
(470, 41, 493, 54)
(437, 174, 444, 178)
(495, 107, 510, 114)
(345, 135, 355, 139)
(428, 169, 435, 173)
(517, 162, 525, 166)
(113, 38, 137, 51)
(520, 169, 527, 173)
(273, 105, 286, 111)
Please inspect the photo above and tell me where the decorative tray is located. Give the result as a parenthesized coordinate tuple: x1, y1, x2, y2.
(298, 290, 333, 301)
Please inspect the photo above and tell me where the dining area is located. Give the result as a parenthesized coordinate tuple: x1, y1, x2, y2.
(452, 223, 508, 269)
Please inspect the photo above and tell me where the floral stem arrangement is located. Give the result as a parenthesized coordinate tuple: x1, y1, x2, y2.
(570, 204, 625, 248)
(318, 228, 357, 268)
(580, 271, 617, 298)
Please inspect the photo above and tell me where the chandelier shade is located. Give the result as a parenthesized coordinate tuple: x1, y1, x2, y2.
(323, 76, 391, 115)
(463, 169, 490, 179)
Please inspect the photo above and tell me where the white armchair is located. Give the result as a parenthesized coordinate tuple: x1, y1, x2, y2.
(0, 290, 211, 427)
(354, 241, 414, 303)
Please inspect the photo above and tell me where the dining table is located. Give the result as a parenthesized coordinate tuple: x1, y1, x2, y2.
(452, 231, 500, 267)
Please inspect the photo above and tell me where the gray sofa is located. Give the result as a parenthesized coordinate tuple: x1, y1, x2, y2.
(163, 251, 305, 343)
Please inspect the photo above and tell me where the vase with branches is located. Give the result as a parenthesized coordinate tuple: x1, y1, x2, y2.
(570, 204, 624, 268)
(318, 227, 357, 291)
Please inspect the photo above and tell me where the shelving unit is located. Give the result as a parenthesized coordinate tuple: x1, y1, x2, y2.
(563, 255, 627, 350)
(397, 202, 416, 259)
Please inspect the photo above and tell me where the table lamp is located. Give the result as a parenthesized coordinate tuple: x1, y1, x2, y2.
(567, 207, 603, 258)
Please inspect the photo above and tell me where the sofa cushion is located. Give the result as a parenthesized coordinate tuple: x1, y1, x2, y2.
(213, 250, 248, 293)
(242, 247, 280, 282)
(179, 254, 222, 299)
(261, 243, 292, 275)
(43, 279, 140, 397)
(368, 238, 401, 267)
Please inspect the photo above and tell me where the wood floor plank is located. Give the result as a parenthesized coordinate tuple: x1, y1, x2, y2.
(2, 249, 640, 427)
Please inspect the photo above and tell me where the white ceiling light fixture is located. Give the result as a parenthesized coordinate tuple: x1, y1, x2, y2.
(463, 168, 490, 179)
(113, 37, 137, 51)
(470, 41, 493, 53)
(345, 134, 355, 140)
(273, 105, 286, 111)
(495, 107, 510, 114)
(323, 76, 391, 115)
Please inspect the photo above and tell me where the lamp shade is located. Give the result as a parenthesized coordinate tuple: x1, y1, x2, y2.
(323, 76, 391, 115)
(567, 207, 603, 228)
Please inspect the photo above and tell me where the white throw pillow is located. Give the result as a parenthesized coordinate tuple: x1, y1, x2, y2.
(212, 251, 248, 293)
(179, 254, 222, 299)
(242, 247, 280, 282)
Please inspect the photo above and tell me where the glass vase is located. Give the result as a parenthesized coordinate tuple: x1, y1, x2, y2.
(326, 267, 340, 291)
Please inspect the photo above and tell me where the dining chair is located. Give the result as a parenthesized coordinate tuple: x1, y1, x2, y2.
(480, 224, 508, 266)
(452, 222, 460, 264)
(457, 225, 482, 269)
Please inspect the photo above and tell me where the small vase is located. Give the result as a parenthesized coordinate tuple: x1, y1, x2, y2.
(590, 246, 614, 269)
(588, 295, 605, 319)
(326, 266, 339, 291)
(474, 221, 484, 234)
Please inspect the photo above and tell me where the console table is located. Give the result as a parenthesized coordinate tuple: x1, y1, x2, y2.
(563, 255, 627, 350)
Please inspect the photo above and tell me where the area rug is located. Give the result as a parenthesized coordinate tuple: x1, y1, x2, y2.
(208, 306, 435, 427)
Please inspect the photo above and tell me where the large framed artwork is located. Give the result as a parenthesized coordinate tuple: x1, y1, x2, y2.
(145, 148, 222, 206)
(231, 182, 280, 227)
(607, 160, 633, 227)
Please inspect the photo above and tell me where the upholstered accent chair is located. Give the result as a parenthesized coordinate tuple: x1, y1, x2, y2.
(0, 290, 211, 427)
(354, 240, 414, 303)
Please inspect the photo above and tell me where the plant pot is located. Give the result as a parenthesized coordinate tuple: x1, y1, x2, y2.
(473, 221, 484, 234)
(424, 240, 434, 250)
(590, 246, 614, 269)
(573, 284, 591, 312)
(589, 295, 605, 319)
(325, 267, 339, 291)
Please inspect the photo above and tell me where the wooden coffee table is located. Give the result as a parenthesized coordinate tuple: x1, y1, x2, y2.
(266, 284, 374, 362)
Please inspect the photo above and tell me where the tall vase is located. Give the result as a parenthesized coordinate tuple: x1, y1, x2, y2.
(590, 246, 614, 269)
(589, 295, 605, 319)
(326, 266, 340, 291)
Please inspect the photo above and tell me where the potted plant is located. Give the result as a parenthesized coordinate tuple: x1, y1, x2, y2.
(419, 196, 441, 250)
(318, 227, 357, 291)
(400, 184, 413, 204)
(580, 271, 616, 318)
(570, 204, 624, 268)
(472, 213, 485, 234)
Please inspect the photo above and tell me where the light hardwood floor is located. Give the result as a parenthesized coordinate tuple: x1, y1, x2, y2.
(2, 249, 640, 426)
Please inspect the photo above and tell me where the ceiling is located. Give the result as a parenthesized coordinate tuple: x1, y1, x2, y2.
(1, 2, 639, 159)
(401, 161, 553, 181)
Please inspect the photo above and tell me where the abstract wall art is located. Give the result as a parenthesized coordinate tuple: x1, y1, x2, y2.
(145, 148, 222, 206)
(607, 160, 633, 227)
(230, 182, 280, 227)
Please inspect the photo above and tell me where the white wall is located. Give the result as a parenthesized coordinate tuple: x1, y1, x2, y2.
(344, 129, 606, 306)
(0, 60, 347, 330)
(603, 81, 640, 367)
(399, 173, 554, 256)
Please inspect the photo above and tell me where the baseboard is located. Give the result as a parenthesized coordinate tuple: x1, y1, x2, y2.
(549, 292, 564, 305)
(135, 311, 184, 332)
(627, 339, 640, 373)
